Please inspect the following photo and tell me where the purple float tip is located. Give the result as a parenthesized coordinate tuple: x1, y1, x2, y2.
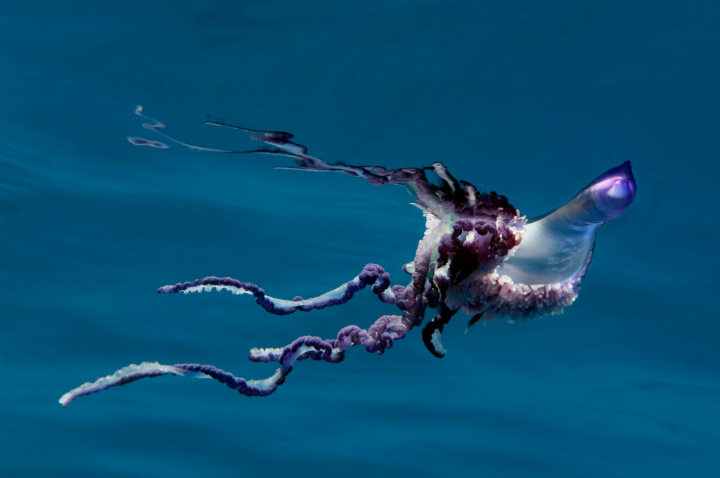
(585, 161, 636, 221)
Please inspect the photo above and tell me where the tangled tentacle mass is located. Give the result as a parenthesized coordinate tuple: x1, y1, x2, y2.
(59, 107, 636, 407)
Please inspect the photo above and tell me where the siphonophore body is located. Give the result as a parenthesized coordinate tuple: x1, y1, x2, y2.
(59, 107, 636, 407)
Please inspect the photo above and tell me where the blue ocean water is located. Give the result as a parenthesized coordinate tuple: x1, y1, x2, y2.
(1, 1, 718, 476)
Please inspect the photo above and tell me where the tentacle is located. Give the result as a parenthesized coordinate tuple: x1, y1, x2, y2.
(58, 361, 289, 407)
(421, 304, 457, 358)
(157, 264, 395, 316)
(59, 310, 417, 407)
(58, 362, 189, 407)
(465, 312, 485, 331)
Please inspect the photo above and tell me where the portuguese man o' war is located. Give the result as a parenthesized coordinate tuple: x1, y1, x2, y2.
(58, 106, 636, 407)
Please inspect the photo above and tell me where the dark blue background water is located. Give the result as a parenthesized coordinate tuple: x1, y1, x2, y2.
(1, 1, 718, 477)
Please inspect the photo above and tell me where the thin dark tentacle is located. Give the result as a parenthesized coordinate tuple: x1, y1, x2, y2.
(422, 304, 458, 358)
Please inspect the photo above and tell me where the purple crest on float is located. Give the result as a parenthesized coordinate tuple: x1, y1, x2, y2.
(59, 106, 636, 407)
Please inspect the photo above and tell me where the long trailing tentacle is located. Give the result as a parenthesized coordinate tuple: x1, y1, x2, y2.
(59, 363, 189, 407)
(59, 313, 413, 407)
(157, 264, 401, 315)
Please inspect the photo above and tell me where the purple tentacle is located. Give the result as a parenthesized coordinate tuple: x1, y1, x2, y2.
(59, 311, 416, 407)
(157, 264, 394, 315)
(173, 363, 286, 397)
(58, 362, 188, 407)
(58, 361, 288, 407)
